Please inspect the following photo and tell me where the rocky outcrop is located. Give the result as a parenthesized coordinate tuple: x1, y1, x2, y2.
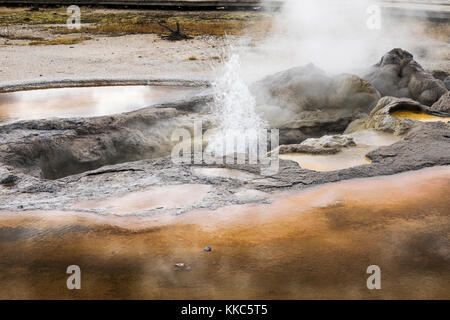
(345, 96, 449, 136)
(302, 134, 356, 149)
(0, 72, 449, 216)
(0, 96, 211, 179)
(277, 112, 357, 145)
(363, 48, 447, 106)
(250, 49, 447, 146)
(365, 97, 425, 135)
(431, 91, 450, 113)
(252, 64, 380, 114)
(431, 70, 450, 91)
(277, 135, 356, 155)
(250, 64, 380, 144)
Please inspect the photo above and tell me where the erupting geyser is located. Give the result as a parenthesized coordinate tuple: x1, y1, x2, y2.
(206, 52, 268, 157)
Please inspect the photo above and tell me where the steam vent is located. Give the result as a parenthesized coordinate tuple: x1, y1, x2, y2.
(0, 0, 449, 306)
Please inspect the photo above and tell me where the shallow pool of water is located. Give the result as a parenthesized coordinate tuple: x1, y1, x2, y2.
(279, 130, 401, 172)
(0, 85, 200, 123)
(280, 146, 372, 171)
(391, 110, 449, 122)
(0, 166, 448, 299)
(72, 184, 211, 215)
(192, 167, 258, 181)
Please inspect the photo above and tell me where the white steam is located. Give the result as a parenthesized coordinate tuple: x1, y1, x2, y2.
(206, 51, 267, 156)
(240, 0, 439, 81)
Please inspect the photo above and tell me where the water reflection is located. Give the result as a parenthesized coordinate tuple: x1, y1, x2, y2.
(0, 166, 448, 299)
(392, 111, 450, 122)
(279, 130, 401, 171)
(0, 85, 200, 123)
(73, 184, 211, 215)
(280, 146, 372, 171)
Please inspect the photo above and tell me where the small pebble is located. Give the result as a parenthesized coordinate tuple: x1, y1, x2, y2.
(204, 246, 212, 252)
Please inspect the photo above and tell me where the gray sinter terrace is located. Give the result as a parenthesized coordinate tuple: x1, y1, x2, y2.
(0, 48, 449, 214)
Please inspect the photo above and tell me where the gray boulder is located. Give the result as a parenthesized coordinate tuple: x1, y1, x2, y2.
(346, 96, 448, 136)
(363, 48, 447, 106)
(431, 91, 450, 113)
(250, 64, 381, 144)
(431, 70, 450, 90)
(277, 135, 356, 155)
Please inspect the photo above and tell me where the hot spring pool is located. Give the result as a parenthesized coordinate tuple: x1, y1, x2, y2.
(391, 110, 450, 122)
(0, 85, 201, 123)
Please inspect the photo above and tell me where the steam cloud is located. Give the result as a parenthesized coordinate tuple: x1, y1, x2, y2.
(240, 0, 440, 81)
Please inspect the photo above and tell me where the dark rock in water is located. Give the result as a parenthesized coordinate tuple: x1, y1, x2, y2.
(363, 48, 447, 106)
(204, 246, 212, 252)
(431, 92, 450, 113)
(251, 64, 380, 144)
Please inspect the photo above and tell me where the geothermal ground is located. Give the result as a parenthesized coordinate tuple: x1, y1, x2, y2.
(0, 5, 449, 299)
(0, 6, 449, 83)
